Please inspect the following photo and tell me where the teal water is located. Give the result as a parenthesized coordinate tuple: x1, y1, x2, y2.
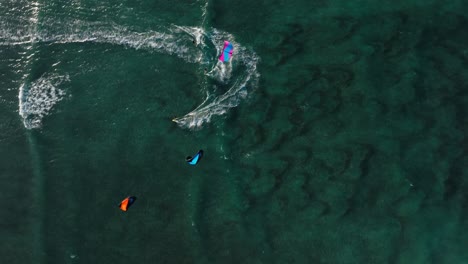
(1, 0, 468, 263)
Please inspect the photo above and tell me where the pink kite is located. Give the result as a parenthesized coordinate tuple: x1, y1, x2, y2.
(219, 41, 233, 62)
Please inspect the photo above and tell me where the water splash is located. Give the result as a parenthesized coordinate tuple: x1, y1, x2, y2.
(171, 27, 260, 129)
(19, 73, 69, 129)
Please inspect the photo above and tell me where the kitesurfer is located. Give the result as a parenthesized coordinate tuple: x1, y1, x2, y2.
(219, 41, 233, 62)
(186, 150, 204, 165)
(119, 196, 136, 212)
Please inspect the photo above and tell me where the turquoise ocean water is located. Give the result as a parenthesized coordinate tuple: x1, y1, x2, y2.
(1, 0, 468, 263)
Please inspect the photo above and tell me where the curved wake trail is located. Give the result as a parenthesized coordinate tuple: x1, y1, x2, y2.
(171, 27, 260, 129)
(19, 74, 69, 129)
(1, 19, 259, 129)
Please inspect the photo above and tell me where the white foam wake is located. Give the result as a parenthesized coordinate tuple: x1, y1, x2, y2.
(3, 20, 259, 129)
(19, 73, 69, 129)
(171, 27, 260, 129)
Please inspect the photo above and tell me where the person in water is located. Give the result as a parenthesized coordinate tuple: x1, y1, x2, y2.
(186, 150, 203, 165)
